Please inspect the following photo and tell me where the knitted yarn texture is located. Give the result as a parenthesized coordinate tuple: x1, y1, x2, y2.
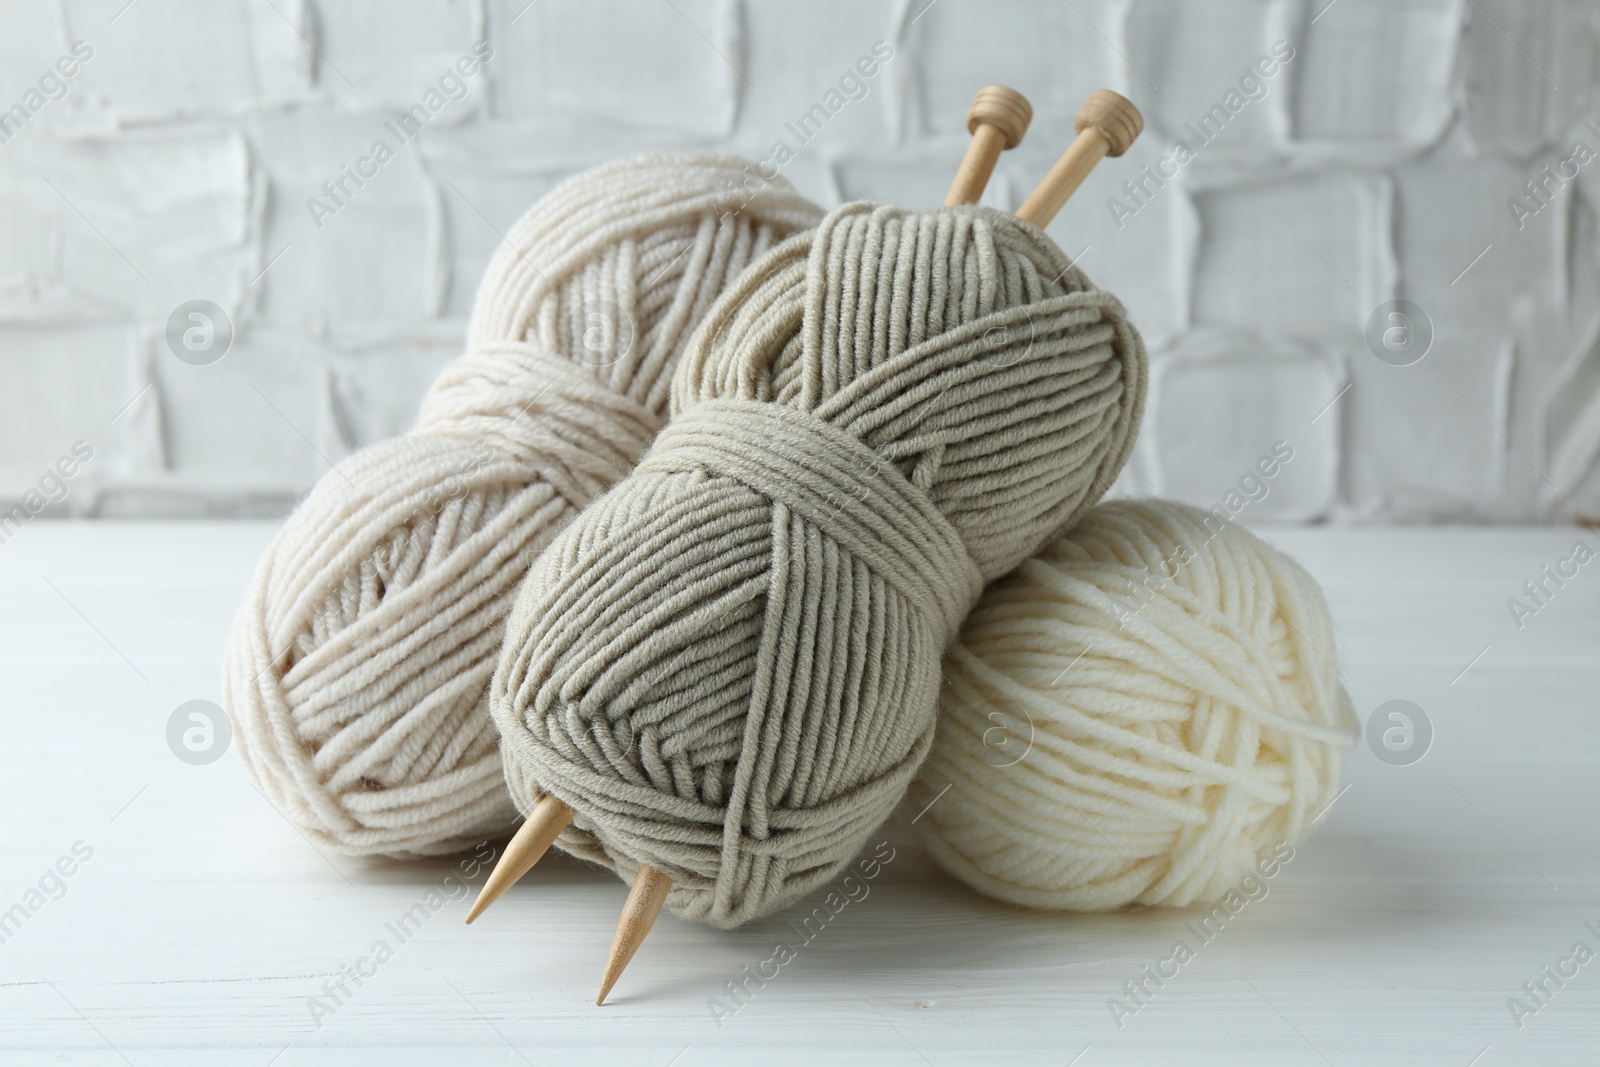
(909, 499, 1357, 911)
(491, 201, 1148, 926)
(223, 156, 822, 857)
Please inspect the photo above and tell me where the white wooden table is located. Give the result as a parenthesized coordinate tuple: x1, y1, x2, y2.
(1, 521, 1596, 1065)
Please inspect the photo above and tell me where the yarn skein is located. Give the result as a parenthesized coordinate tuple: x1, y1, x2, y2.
(223, 156, 823, 858)
(908, 499, 1357, 911)
(491, 200, 1148, 927)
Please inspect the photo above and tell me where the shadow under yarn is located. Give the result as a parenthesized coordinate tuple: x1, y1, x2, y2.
(492, 201, 1148, 927)
(222, 155, 822, 858)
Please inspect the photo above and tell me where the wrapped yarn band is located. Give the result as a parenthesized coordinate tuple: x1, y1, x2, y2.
(417, 341, 659, 507)
(644, 401, 984, 630)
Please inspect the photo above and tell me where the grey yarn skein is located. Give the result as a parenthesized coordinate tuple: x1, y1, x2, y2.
(491, 201, 1149, 926)
(222, 156, 822, 858)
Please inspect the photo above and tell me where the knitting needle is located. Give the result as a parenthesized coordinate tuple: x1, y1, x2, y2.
(944, 86, 1032, 206)
(1016, 89, 1143, 228)
(595, 865, 673, 1005)
(464, 794, 574, 923)
(466, 791, 677, 1002)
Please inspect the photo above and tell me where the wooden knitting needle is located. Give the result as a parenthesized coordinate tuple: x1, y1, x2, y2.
(1016, 89, 1143, 228)
(464, 794, 573, 923)
(595, 865, 673, 1005)
(944, 86, 1032, 206)
(465, 792, 675, 1005)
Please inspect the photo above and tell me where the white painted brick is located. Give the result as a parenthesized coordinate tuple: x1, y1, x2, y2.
(487, 0, 737, 136)
(1125, 0, 1286, 151)
(0, 132, 251, 324)
(1528, 170, 1600, 524)
(310, 0, 486, 113)
(1148, 331, 1342, 521)
(1395, 156, 1566, 333)
(1539, 316, 1600, 515)
(0, 323, 130, 508)
(67, 0, 260, 123)
(1342, 331, 1511, 520)
(148, 328, 341, 492)
(736, 1, 898, 168)
(1291, 0, 1458, 151)
(245, 0, 317, 103)
(1187, 170, 1392, 339)
(1550, 310, 1600, 521)
(1397, 153, 1571, 495)
(1461, 0, 1600, 157)
(1389, 153, 1598, 519)
(0, 19, 73, 133)
(249, 114, 439, 340)
(898, 0, 1117, 146)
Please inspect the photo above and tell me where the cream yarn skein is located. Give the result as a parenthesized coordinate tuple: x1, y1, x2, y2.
(491, 201, 1148, 927)
(223, 156, 822, 858)
(909, 499, 1357, 911)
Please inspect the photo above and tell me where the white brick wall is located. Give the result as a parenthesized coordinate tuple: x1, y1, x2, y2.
(3, 0, 1599, 523)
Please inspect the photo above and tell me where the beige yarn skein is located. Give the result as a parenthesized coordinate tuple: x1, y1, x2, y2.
(223, 156, 822, 858)
(491, 201, 1149, 927)
(909, 499, 1358, 911)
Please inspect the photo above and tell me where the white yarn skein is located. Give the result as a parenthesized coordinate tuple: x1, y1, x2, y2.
(223, 156, 822, 858)
(909, 499, 1357, 911)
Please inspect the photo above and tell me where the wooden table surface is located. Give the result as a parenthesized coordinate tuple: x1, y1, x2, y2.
(1, 521, 1596, 1065)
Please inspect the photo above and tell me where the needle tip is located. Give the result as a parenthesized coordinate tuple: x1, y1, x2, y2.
(594, 865, 673, 1007)
(462, 795, 574, 925)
